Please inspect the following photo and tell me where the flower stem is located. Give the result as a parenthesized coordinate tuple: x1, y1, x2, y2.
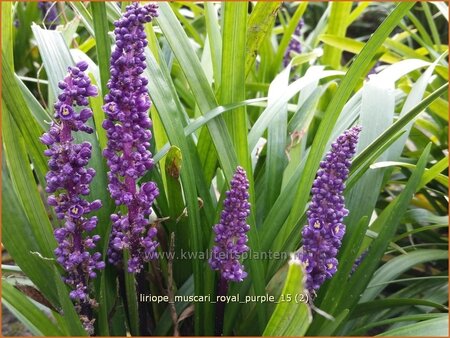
(215, 276, 228, 336)
(137, 271, 153, 335)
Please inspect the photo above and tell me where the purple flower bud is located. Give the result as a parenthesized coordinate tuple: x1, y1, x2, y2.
(76, 61, 89, 71)
(58, 80, 67, 89)
(47, 195, 58, 206)
(209, 166, 251, 283)
(86, 85, 98, 97)
(283, 19, 304, 67)
(299, 126, 361, 294)
(79, 108, 93, 122)
(40, 133, 54, 145)
(89, 200, 102, 211)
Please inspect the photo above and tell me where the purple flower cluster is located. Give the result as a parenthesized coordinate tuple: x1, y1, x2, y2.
(299, 126, 361, 294)
(38, 1, 59, 29)
(103, 3, 160, 273)
(40, 61, 104, 332)
(209, 167, 251, 282)
(367, 61, 382, 77)
(283, 19, 304, 67)
(351, 249, 368, 274)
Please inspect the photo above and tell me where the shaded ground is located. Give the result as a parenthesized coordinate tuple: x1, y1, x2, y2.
(2, 247, 32, 336)
(2, 305, 32, 336)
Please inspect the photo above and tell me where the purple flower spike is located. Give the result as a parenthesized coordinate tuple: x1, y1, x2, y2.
(209, 166, 251, 283)
(38, 1, 59, 29)
(283, 19, 304, 67)
(40, 62, 103, 334)
(103, 3, 160, 274)
(299, 126, 361, 294)
(351, 249, 368, 274)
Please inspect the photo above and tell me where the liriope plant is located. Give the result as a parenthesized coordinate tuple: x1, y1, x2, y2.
(1, 1, 448, 337)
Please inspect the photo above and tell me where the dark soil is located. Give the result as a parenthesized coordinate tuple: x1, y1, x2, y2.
(2, 305, 32, 336)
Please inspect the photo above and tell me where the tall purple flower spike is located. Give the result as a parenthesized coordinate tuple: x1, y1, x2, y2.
(299, 126, 361, 294)
(283, 19, 304, 67)
(38, 1, 59, 29)
(209, 166, 251, 282)
(40, 61, 104, 334)
(103, 3, 160, 274)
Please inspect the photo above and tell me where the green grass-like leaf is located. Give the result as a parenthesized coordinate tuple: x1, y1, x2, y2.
(321, 2, 353, 68)
(376, 316, 448, 336)
(2, 281, 66, 336)
(2, 106, 56, 260)
(245, 2, 281, 77)
(90, 2, 111, 96)
(263, 258, 311, 336)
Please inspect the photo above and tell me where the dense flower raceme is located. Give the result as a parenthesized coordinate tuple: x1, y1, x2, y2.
(40, 61, 104, 332)
(209, 167, 251, 282)
(38, 1, 59, 29)
(299, 126, 361, 294)
(103, 3, 160, 273)
(283, 19, 304, 67)
(351, 249, 368, 274)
